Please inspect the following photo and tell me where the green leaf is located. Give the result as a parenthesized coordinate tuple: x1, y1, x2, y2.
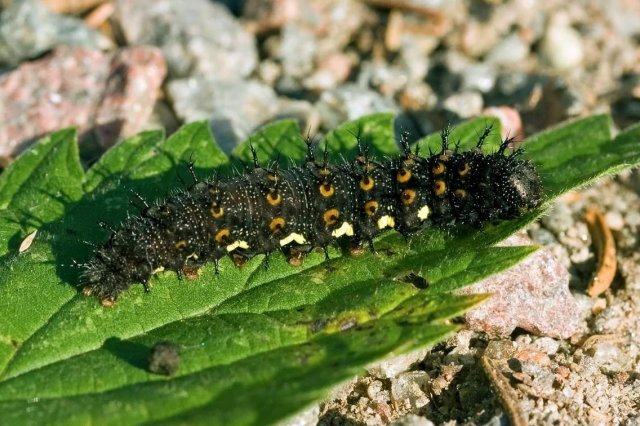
(414, 116, 502, 154)
(0, 114, 638, 425)
(232, 119, 305, 167)
(321, 112, 398, 160)
(525, 114, 616, 198)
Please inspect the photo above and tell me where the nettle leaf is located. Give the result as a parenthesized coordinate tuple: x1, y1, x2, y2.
(0, 114, 639, 425)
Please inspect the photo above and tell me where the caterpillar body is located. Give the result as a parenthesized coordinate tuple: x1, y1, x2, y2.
(82, 127, 543, 305)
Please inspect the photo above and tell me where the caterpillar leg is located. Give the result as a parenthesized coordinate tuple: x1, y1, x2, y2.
(287, 245, 312, 267)
(322, 246, 335, 272)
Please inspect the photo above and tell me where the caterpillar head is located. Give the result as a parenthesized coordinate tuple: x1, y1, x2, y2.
(496, 159, 543, 217)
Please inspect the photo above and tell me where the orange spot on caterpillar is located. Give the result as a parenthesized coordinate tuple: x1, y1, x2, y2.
(323, 209, 340, 225)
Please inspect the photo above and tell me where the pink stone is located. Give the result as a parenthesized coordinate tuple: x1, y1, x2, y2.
(459, 233, 579, 339)
(482, 106, 524, 141)
(0, 46, 166, 156)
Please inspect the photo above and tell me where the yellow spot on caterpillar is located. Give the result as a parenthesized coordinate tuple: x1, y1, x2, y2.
(434, 180, 447, 196)
(215, 228, 230, 243)
(364, 200, 379, 216)
(319, 183, 335, 197)
(432, 161, 446, 175)
(186, 252, 199, 260)
(319, 167, 331, 176)
(323, 208, 340, 225)
(266, 190, 282, 206)
(459, 162, 471, 177)
(454, 189, 467, 198)
(417, 205, 431, 221)
(377, 215, 395, 229)
(331, 222, 354, 237)
(175, 240, 187, 250)
(269, 217, 286, 233)
(359, 176, 374, 191)
(397, 168, 412, 183)
(211, 205, 224, 218)
(402, 189, 416, 205)
(280, 233, 307, 246)
(226, 240, 249, 252)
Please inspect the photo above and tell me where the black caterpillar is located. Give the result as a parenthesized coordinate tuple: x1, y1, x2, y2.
(82, 127, 543, 305)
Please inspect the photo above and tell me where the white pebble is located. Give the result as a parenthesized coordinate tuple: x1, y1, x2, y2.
(541, 22, 584, 70)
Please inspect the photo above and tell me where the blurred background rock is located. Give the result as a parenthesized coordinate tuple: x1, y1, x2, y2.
(0, 0, 638, 160)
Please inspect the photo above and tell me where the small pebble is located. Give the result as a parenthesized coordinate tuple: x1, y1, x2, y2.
(485, 33, 529, 66)
(589, 342, 627, 372)
(624, 211, 640, 227)
(442, 91, 483, 119)
(541, 202, 574, 235)
(604, 211, 624, 231)
(540, 19, 584, 71)
(367, 347, 430, 379)
(390, 371, 430, 408)
(280, 24, 317, 79)
(482, 106, 523, 140)
(461, 63, 497, 93)
(398, 81, 437, 111)
(390, 414, 434, 426)
(515, 349, 551, 366)
(532, 337, 561, 355)
(167, 77, 279, 152)
(316, 84, 399, 131)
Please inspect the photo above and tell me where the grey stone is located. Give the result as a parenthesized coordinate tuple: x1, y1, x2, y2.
(528, 225, 558, 245)
(116, 0, 257, 79)
(0, 0, 112, 65)
(442, 91, 483, 119)
(588, 342, 628, 373)
(367, 347, 430, 379)
(461, 63, 497, 93)
(357, 61, 410, 96)
(541, 202, 575, 235)
(397, 35, 438, 82)
(485, 33, 529, 66)
(532, 337, 561, 355)
(391, 414, 434, 426)
(540, 19, 584, 71)
(280, 24, 317, 79)
(273, 98, 321, 136)
(390, 371, 430, 408)
(316, 84, 399, 131)
(167, 78, 279, 153)
(496, 72, 539, 98)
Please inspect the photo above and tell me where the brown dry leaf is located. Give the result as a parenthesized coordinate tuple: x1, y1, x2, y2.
(481, 356, 527, 426)
(584, 207, 617, 297)
(83, 1, 114, 29)
(41, 0, 106, 15)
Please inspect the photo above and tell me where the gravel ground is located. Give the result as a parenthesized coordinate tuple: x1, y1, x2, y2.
(1, 0, 639, 424)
